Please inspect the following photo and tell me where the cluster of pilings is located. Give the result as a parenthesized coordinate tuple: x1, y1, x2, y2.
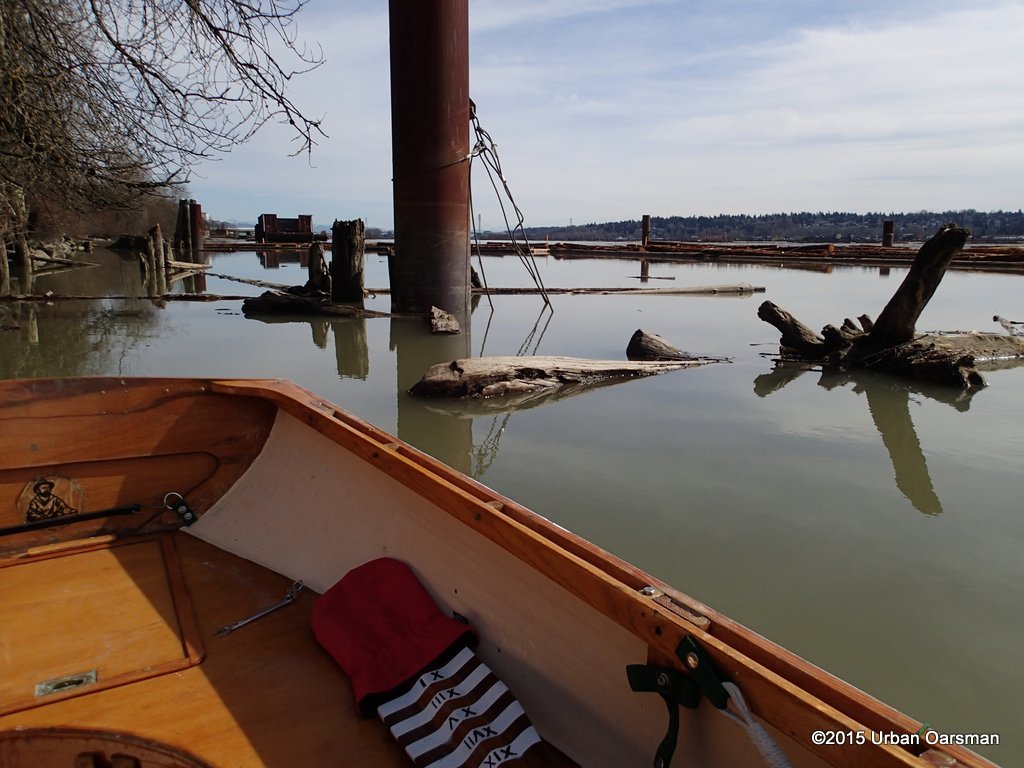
(173, 199, 204, 254)
(140, 224, 170, 295)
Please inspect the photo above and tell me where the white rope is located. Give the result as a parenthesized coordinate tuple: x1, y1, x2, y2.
(716, 681, 795, 768)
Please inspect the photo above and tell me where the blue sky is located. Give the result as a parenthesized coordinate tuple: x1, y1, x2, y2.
(189, 0, 1024, 229)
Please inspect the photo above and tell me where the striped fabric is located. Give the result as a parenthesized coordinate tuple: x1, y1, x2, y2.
(377, 646, 542, 767)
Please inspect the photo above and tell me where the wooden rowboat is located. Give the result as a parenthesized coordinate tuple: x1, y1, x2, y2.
(0, 377, 997, 767)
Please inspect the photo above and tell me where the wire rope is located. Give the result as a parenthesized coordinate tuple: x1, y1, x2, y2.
(469, 105, 551, 309)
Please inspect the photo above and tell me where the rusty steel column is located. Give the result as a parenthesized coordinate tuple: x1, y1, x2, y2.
(188, 199, 204, 253)
(388, 0, 471, 318)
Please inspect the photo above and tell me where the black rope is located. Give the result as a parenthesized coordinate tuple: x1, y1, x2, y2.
(0, 505, 140, 537)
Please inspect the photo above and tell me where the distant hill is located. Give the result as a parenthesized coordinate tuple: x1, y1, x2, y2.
(485, 210, 1024, 244)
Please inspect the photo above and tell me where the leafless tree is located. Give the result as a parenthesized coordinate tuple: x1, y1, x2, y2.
(1, 0, 324, 284)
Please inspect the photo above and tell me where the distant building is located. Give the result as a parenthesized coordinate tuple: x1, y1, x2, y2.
(256, 213, 314, 243)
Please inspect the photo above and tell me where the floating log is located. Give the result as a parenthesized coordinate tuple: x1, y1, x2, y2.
(410, 355, 718, 399)
(1, 293, 257, 302)
(476, 284, 763, 296)
(165, 259, 211, 272)
(757, 225, 1024, 389)
(27, 253, 100, 269)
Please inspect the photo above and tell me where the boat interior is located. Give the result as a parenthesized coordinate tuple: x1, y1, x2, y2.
(0, 378, 993, 767)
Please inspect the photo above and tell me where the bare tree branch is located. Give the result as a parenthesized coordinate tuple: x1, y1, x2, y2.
(1, 0, 324, 237)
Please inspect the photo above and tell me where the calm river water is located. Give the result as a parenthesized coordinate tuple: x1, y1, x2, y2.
(2, 246, 1021, 764)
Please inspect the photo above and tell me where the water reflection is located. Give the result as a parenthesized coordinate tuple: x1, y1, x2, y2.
(858, 376, 943, 515)
(754, 363, 978, 515)
(255, 249, 310, 271)
(246, 315, 371, 377)
(390, 317, 473, 475)
(0, 299, 160, 379)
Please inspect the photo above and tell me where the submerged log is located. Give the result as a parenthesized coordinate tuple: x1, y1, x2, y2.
(756, 225, 1020, 389)
(626, 329, 689, 360)
(410, 355, 715, 399)
(241, 290, 390, 318)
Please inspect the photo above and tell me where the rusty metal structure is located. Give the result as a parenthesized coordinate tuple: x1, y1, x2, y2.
(388, 0, 471, 318)
(255, 214, 314, 244)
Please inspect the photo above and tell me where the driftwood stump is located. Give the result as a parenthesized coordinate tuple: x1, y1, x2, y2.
(756, 224, 1023, 389)
(331, 219, 365, 303)
(855, 225, 968, 357)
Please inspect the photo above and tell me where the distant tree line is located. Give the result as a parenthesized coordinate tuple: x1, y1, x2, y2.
(506, 210, 1024, 243)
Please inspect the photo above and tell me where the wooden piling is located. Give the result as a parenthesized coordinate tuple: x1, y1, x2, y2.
(143, 237, 155, 287)
(174, 200, 191, 254)
(189, 200, 204, 253)
(882, 220, 895, 247)
(148, 224, 168, 294)
(148, 225, 165, 273)
(331, 219, 366, 303)
(0, 236, 10, 296)
(307, 241, 329, 293)
(641, 215, 651, 248)
(11, 188, 32, 286)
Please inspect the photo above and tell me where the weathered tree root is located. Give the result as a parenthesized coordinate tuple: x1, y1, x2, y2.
(756, 225, 1024, 389)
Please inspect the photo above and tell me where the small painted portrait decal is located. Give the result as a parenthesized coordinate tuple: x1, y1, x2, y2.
(20, 476, 83, 523)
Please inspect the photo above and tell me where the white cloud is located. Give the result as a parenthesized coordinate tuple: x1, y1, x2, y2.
(191, 1, 1024, 227)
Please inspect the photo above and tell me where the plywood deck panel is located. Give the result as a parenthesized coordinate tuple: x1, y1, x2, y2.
(0, 534, 408, 767)
(0, 538, 198, 715)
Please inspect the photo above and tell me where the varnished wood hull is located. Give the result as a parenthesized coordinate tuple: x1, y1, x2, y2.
(0, 378, 997, 767)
